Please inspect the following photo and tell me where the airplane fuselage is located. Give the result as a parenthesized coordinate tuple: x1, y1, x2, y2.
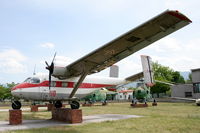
(11, 74, 126, 101)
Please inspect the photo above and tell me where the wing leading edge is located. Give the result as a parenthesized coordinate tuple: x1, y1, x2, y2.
(54, 10, 191, 79)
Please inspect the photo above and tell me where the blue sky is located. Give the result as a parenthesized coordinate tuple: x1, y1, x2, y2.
(0, 0, 200, 83)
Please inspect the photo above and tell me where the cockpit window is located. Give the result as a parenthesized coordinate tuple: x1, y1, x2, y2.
(30, 78, 40, 84)
(24, 77, 31, 83)
(24, 77, 40, 84)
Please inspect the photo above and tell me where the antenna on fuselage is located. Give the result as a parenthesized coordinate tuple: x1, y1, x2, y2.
(33, 64, 36, 75)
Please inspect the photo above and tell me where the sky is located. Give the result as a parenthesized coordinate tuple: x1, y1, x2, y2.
(0, 0, 200, 84)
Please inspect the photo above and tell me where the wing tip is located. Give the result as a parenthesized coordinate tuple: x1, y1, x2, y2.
(167, 10, 192, 23)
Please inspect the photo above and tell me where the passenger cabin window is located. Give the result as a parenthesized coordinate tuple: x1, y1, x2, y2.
(50, 81, 56, 87)
(62, 82, 68, 87)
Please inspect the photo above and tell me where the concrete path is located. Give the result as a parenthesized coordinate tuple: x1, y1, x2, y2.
(0, 114, 142, 132)
(0, 107, 47, 112)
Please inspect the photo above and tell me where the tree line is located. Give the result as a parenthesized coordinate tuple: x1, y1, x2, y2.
(151, 62, 190, 97)
(0, 82, 16, 101)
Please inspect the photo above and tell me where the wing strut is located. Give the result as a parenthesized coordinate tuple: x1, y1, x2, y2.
(69, 70, 89, 98)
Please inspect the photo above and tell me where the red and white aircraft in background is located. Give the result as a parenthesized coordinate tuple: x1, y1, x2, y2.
(11, 10, 191, 109)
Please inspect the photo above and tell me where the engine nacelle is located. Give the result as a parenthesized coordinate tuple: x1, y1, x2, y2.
(52, 66, 67, 79)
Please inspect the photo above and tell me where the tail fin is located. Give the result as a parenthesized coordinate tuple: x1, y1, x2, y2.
(141, 55, 154, 86)
(125, 55, 154, 86)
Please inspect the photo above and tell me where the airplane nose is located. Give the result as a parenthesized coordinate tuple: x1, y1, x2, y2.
(11, 85, 18, 91)
(11, 86, 16, 95)
(11, 84, 21, 97)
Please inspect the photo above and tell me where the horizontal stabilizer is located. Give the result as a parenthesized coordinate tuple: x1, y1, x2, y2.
(171, 97, 196, 101)
(125, 72, 143, 81)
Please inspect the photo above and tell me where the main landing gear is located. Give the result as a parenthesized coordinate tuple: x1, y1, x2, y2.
(54, 101, 62, 108)
(54, 100, 80, 109)
(12, 101, 21, 109)
(70, 101, 80, 109)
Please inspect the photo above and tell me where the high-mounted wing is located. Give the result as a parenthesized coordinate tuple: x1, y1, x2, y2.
(53, 10, 191, 79)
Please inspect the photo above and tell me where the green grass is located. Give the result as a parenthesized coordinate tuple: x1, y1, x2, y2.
(1, 102, 200, 133)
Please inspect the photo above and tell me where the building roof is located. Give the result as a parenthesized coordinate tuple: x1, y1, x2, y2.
(191, 68, 200, 72)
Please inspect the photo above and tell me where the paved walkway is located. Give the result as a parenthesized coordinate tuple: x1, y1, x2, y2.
(0, 114, 142, 132)
(0, 107, 47, 112)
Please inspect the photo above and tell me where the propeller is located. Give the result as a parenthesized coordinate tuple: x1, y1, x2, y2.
(45, 53, 56, 90)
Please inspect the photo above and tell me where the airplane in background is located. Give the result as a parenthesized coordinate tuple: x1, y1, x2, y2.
(11, 10, 191, 110)
(171, 97, 200, 106)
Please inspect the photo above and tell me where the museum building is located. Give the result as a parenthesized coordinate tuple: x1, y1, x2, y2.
(171, 68, 200, 99)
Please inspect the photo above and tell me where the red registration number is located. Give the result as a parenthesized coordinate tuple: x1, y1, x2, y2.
(49, 90, 56, 97)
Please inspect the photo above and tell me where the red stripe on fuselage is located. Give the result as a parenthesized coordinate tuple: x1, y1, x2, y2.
(12, 81, 114, 91)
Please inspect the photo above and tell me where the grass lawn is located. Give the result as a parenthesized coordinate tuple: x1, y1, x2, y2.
(1, 102, 200, 133)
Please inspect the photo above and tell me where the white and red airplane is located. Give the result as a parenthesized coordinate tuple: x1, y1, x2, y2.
(11, 10, 191, 109)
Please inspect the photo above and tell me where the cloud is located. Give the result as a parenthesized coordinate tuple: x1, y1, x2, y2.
(40, 42, 55, 49)
(40, 55, 74, 67)
(0, 49, 27, 74)
(164, 0, 186, 9)
(140, 37, 200, 71)
(149, 38, 181, 53)
(54, 56, 74, 66)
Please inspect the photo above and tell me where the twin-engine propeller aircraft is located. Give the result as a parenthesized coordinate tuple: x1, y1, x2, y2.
(11, 10, 191, 110)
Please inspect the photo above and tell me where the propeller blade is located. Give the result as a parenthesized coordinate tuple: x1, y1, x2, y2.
(46, 52, 57, 90)
(49, 71, 51, 90)
(45, 61, 50, 68)
(52, 52, 56, 63)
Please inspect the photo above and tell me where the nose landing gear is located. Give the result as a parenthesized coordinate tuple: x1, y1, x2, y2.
(12, 101, 21, 109)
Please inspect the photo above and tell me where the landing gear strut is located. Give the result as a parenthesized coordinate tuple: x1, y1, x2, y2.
(12, 101, 21, 109)
(70, 101, 80, 109)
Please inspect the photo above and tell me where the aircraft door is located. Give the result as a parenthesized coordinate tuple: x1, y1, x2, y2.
(40, 87, 49, 100)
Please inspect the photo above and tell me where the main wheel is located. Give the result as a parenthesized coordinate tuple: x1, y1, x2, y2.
(12, 101, 21, 109)
(55, 101, 62, 108)
(70, 101, 80, 109)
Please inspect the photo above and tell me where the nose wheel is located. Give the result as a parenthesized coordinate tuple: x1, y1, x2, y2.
(70, 101, 80, 109)
(12, 101, 21, 109)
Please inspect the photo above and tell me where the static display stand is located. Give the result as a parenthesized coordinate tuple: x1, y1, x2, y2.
(152, 102, 158, 106)
(30, 105, 38, 112)
(82, 103, 93, 107)
(9, 109, 22, 125)
(130, 103, 148, 108)
(52, 108, 82, 124)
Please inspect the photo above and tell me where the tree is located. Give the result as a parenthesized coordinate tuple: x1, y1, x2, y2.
(151, 62, 185, 97)
(153, 61, 174, 81)
(0, 85, 5, 101)
(171, 71, 185, 83)
(186, 73, 192, 83)
(0, 82, 16, 101)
